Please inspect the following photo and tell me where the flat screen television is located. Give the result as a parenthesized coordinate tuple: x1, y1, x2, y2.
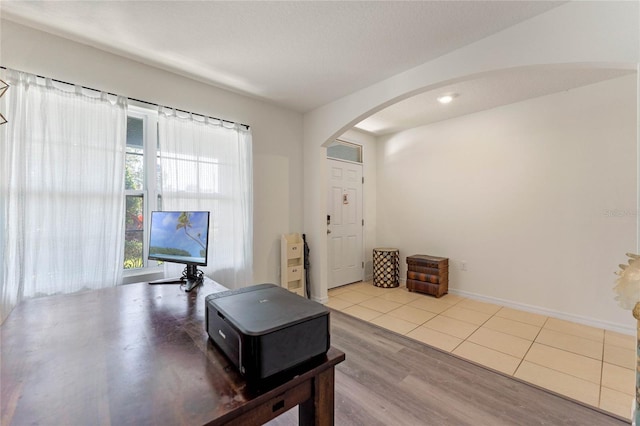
(148, 211, 210, 291)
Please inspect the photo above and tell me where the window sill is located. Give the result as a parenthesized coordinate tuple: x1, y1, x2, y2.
(122, 267, 164, 285)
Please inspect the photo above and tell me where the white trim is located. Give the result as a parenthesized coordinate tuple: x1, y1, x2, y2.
(326, 158, 364, 288)
(327, 138, 363, 164)
(637, 63, 639, 256)
(122, 265, 164, 283)
(324, 156, 362, 166)
(448, 288, 635, 336)
(314, 295, 329, 304)
(123, 104, 162, 274)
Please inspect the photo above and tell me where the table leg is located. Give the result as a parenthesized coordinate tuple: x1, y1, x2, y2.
(298, 367, 335, 426)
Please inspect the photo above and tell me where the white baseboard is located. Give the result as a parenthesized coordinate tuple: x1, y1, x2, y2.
(448, 288, 635, 336)
(313, 294, 329, 304)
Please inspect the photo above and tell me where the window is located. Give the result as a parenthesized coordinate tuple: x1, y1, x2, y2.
(124, 105, 160, 271)
(2, 67, 252, 309)
(122, 104, 253, 289)
(327, 139, 362, 163)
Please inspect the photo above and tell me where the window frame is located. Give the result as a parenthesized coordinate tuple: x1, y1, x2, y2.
(327, 139, 363, 163)
(122, 103, 162, 281)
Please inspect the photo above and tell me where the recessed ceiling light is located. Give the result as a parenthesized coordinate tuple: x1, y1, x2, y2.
(437, 93, 458, 104)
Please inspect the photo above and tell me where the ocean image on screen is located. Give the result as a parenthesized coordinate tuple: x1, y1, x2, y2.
(149, 211, 209, 265)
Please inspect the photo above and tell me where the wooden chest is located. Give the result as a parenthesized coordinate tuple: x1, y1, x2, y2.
(406, 255, 449, 298)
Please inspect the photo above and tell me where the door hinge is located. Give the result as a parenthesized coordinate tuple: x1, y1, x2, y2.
(362, 261, 364, 269)
(362, 177, 364, 184)
(362, 219, 364, 226)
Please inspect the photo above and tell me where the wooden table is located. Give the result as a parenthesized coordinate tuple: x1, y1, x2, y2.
(0, 278, 345, 425)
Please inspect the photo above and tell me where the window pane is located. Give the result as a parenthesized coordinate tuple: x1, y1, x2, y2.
(127, 116, 143, 147)
(124, 194, 144, 269)
(126, 117, 144, 190)
(199, 161, 219, 193)
(327, 140, 362, 163)
(156, 152, 162, 193)
(125, 150, 144, 190)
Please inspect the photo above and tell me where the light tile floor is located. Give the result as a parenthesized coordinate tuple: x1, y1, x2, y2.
(328, 281, 636, 420)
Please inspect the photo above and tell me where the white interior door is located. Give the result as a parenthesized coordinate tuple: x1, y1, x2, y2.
(327, 158, 363, 289)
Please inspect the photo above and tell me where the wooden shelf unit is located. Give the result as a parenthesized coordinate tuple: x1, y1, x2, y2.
(281, 233, 305, 297)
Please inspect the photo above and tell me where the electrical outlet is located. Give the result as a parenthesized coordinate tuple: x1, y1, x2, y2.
(461, 261, 467, 271)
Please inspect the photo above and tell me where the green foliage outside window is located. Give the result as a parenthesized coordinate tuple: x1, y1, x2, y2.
(124, 161, 144, 269)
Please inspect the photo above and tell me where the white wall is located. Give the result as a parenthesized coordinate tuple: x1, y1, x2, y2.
(1, 20, 305, 286)
(376, 75, 637, 332)
(302, 1, 639, 305)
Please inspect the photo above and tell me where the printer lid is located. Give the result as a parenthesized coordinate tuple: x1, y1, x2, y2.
(206, 284, 328, 336)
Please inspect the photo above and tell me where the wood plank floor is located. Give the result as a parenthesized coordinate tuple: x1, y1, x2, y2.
(267, 309, 628, 426)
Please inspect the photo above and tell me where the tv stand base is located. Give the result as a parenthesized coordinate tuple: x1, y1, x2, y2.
(148, 265, 204, 292)
(148, 277, 185, 285)
(183, 278, 200, 292)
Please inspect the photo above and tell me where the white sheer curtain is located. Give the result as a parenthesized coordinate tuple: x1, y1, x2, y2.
(0, 69, 126, 323)
(157, 108, 253, 289)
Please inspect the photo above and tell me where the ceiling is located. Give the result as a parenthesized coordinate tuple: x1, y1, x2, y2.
(356, 66, 635, 135)
(1, 1, 632, 135)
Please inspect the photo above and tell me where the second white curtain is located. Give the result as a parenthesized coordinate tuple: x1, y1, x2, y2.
(157, 109, 253, 289)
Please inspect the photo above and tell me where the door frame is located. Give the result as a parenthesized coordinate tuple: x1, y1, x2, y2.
(326, 156, 365, 289)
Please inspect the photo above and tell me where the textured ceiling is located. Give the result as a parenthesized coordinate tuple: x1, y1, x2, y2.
(4, 1, 629, 135)
(1, 1, 565, 112)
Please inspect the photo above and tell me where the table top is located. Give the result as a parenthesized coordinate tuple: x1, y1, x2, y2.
(1, 278, 344, 425)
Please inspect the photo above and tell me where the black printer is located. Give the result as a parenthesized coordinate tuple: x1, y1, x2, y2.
(205, 283, 330, 380)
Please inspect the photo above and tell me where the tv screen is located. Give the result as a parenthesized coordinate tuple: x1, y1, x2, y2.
(148, 211, 210, 266)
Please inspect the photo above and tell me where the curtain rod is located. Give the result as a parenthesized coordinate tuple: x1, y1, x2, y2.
(0, 66, 250, 129)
